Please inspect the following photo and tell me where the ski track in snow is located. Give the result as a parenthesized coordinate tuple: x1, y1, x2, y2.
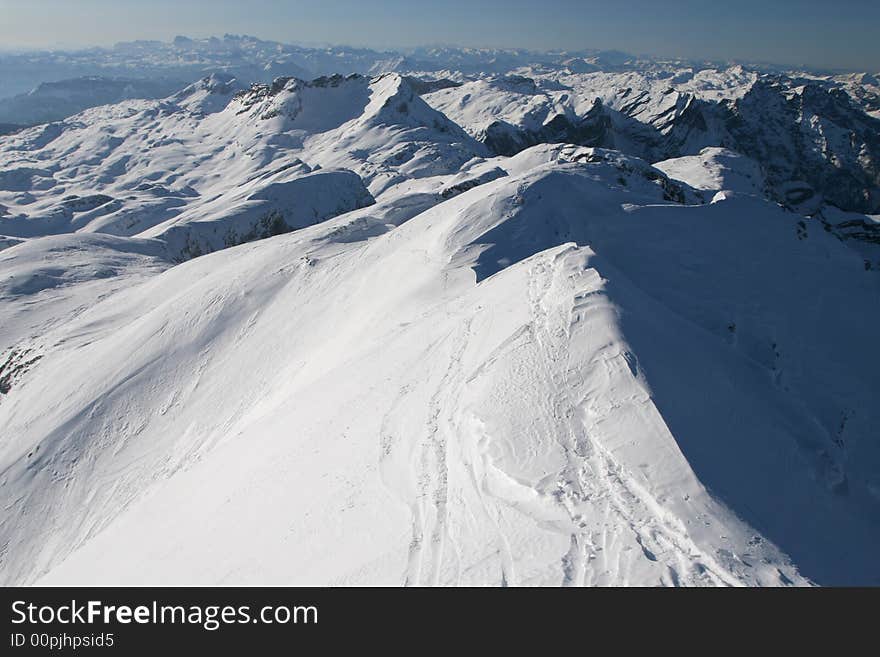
(489, 248, 737, 587)
(376, 243, 805, 586)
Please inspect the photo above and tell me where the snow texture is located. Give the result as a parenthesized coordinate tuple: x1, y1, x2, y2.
(0, 56, 879, 587)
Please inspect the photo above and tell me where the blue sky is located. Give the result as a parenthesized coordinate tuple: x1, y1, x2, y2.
(1, 0, 877, 71)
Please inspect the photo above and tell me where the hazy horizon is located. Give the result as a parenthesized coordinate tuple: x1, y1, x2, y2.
(0, 0, 878, 72)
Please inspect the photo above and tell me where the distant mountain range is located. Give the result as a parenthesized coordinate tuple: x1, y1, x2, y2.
(2, 33, 875, 113)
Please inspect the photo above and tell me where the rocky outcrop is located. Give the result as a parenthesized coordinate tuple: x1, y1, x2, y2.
(483, 99, 613, 156)
(721, 78, 880, 214)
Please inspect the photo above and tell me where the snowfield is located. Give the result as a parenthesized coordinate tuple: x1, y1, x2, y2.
(0, 62, 878, 587)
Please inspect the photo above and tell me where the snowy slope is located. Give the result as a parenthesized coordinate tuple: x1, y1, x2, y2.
(0, 142, 878, 586)
(4, 42, 878, 213)
(0, 73, 485, 259)
(1, 53, 879, 587)
(422, 67, 757, 159)
(0, 233, 169, 354)
(422, 68, 880, 215)
(654, 147, 765, 197)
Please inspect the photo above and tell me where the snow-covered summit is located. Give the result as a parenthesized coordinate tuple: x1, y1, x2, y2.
(0, 71, 488, 258)
(654, 147, 765, 197)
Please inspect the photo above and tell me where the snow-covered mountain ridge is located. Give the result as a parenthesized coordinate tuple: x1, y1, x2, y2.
(0, 63, 878, 586)
(424, 68, 880, 215)
(0, 72, 483, 260)
(3, 35, 877, 215)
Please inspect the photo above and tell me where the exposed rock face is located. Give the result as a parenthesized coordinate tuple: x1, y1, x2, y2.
(482, 98, 613, 156)
(605, 82, 879, 214)
(424, 71, 880, 215)
(721, 78, 880, 214)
